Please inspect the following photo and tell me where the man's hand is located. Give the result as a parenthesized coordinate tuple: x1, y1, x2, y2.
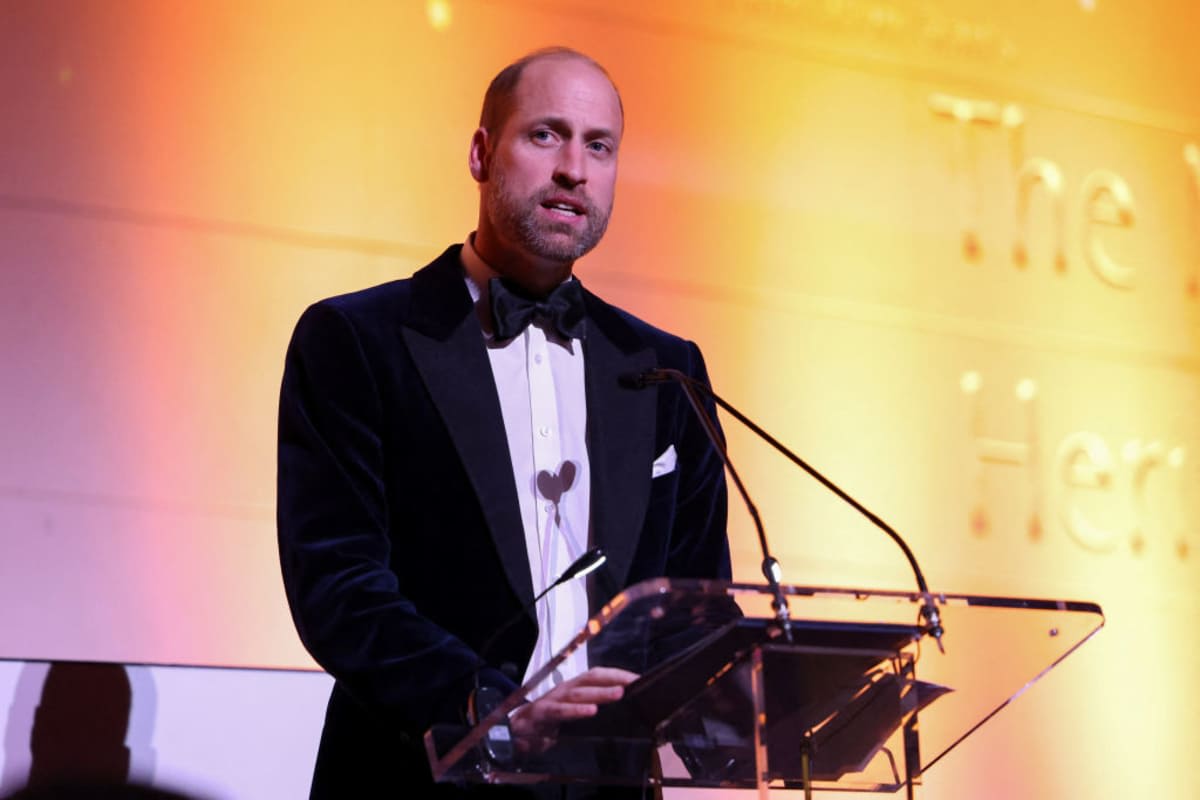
(508, 666, 638, 754)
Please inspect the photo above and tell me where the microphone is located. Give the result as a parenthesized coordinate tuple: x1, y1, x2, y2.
(622, 367, 946, 652)
(622, 369, 794, 640)
(467, 547, 609, 761)
(475, 546, 607, 685)
(618, 371, 671, 389)
(551, 546, 608, 586)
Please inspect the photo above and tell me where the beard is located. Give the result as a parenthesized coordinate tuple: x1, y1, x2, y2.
(484, 173, 611, 264)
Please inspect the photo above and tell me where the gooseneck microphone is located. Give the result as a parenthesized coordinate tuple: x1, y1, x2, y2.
(469, 547, 609, 733)
(550, 546, 609, 586)
(622, 367, 945, 652)
(475, 546, 608, 684)
(620, 370, 794, 641)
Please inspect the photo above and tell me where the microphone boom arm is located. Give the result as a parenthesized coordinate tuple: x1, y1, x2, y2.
(643, 368, 945, 651)
(645, 369, 794, 639)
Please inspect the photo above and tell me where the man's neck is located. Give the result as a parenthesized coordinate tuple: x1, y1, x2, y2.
(469, 232, 573, 298)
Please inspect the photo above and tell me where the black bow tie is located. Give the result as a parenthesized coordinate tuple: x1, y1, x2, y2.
(488, 277, 587, 341)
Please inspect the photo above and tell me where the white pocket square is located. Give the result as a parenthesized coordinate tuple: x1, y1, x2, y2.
(651, 444, 677, 478)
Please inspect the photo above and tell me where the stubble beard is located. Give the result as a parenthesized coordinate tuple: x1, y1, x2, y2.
(485, 173, 611, 265)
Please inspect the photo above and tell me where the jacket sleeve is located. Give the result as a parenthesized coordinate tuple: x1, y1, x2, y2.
(276, 301, 515, 733)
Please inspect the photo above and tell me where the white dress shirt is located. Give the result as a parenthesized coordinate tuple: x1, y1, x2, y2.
(461, 236, 590, 696)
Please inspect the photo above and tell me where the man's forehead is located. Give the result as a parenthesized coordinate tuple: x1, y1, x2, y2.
(519, 53, 610, 84)
(508, 56, 623, 129)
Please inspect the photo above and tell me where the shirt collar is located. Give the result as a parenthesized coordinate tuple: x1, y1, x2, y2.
(461, 232, 498, 305)
(461, 233, 499, 336)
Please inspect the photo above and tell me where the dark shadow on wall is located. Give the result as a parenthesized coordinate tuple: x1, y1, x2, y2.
(1, 662, 199, 800)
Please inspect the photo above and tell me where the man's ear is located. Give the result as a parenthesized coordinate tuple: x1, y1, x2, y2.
(468, 127, 490, 183)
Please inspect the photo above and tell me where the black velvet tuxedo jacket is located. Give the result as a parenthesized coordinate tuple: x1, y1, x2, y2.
(277, 245, 730, 797)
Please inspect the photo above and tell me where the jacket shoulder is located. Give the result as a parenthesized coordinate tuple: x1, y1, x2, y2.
(298, 245, 464, 330)
(584, 290, 703, 370)
(309, 278, 411, 321)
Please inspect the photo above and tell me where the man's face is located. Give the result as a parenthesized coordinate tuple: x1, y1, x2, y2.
(474, 56, 622, 274)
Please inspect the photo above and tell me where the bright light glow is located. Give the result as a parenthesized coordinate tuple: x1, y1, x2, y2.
(1167, 446, 1186, 469)
(426, 0, 452, 32)
(1001, 103, 1024, 128)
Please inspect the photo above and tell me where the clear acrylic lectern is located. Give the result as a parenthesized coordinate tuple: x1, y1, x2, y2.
(425, 579, 1103, 797)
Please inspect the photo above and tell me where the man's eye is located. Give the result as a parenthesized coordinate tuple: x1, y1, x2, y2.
(531, 130, 554, 143)
(587, 141, 612, 155)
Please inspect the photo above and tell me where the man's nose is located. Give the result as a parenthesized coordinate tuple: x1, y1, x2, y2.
(553, 142, 586, 187)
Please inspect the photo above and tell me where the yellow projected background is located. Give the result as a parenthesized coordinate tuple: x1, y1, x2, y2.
(0, 1, 1196, 798)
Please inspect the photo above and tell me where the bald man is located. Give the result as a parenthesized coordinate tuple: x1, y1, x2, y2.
(278, 47, 730, 798)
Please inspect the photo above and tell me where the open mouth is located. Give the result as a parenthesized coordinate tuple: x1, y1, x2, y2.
(541, 197, 586, 217)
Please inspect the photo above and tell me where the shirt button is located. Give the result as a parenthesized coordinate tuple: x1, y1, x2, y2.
(544, 502, 554, 512)
(533, 353, 544, 365)
(538, 426, 551, 438)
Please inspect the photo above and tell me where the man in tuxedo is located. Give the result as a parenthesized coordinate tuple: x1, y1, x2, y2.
(277, 47, 730, 798)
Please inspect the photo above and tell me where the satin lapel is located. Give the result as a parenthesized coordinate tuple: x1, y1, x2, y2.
(584, 296, 656, 592)
(401, 251, 534, 609)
